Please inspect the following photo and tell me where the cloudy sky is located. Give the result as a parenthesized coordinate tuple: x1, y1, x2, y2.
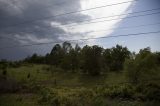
(0, 0, 160, 60)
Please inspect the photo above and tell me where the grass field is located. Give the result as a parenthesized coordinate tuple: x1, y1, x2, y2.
(0, 64, 160, 106)
(4, 64, 126, 87)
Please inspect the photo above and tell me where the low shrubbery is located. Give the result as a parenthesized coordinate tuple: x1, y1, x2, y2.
(0, 77, 21, 93)
(135, 82, 160, 101)
(35, 82, 160, 106)
(99, 84, 134, 100)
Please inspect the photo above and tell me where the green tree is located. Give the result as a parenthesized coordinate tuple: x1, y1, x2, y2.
(67, 44, 81, 71)
(81, 45, 103, 75)
(60, 43, 81, 71)
(103, 48, 112, 71)
(50, 44, 63, 67)
(103, 45, 130, 71)
(124, 47, 160, 84)
(60, 42, 73, 70)
(24, 53, 45, 64)
(62, 41, 72, 54)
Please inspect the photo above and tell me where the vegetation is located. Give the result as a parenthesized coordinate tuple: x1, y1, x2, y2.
(0, 42, 160, 106)
(24, 42, 131, 75)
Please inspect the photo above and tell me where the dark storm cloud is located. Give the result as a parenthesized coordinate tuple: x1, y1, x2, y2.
(0, 0, 90, 60)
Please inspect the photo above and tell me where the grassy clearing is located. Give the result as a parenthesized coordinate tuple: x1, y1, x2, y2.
(0, 64, 160, 106)
(3, 64, 126, 87)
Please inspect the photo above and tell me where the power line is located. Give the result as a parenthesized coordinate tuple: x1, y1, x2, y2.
(66, 11, 160, 28)
(5, 10, 159, 31)
(86, 22, 160, 33)
(0, 0, 137, 30)
(0, 31, 160, 50)
(1, 7, 159, 40)
(1, 8, 160, 40)
(1, 22, 160, 41)
(58, 8, 160, 27)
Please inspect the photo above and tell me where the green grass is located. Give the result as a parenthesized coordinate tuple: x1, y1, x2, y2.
(0, 89, 159, 106)
(1, 64, 126, 87)
(7, 64, 52, 82)
(0, 93, 40, 106)
(0, 64, 160, 106)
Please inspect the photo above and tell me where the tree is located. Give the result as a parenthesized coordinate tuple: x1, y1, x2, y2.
(67, 44, 81, 71)
(103, 48, 112, 71)
(0, 60, 8, 79)
(124, 47, 160, 84)
(103, 45, 130, 71)
(60, 42, 73, 70)
(50, 44, 63, 67)
(75, 44, 81, 53)
(60, 54, 71, 70)
(62, 42, 72, 54)
(81, 45, 103, 75)
(68, 48, 80, 70)
(60, 43, 80, 71)
(155, 52, 160, 65)
(24, 53, 45, 64)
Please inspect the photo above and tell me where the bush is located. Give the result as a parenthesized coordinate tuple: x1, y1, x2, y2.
(136, 83, 160, 101)
(27, 73, 30, 79)
(51, 96, 60, 106)
(2, 70, 7, 76)
(38, 87, 55, 105)
(124, 48, 160, 84)
(97, 84, 134, 100)
(36, 85, 160, 105)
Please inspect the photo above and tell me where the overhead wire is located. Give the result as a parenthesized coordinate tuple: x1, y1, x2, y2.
(0, 31, 160, 50)
(1, 7, 159, 31)
(0, 7, 160, 41)
(66, 11, 160, 28)
(0, 0, 137, 30)
(0, 0, 159, 51)
(1, 22, 160, 41)
(57, 8, 160, 27)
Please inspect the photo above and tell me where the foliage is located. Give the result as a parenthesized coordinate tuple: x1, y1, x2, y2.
(2, 70, 7, 76)
(37, 84, 160, 106)
(0, 63, 160, 105)
(81, 45, 103, 75)
(103, 45, 130, 71)
(135, 82, 160, 101)
(1, 43, 160, 105)
(22, 42, 132, 76)
(124, 47, 160, 84)
(24, 53, 45, 64)
(96, 84, 135, 100)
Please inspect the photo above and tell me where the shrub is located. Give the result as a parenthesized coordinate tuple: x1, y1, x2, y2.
(137, 83, 160, 101)
(27, 73, 30, 79)
(38, 87, 53, 104)
(124, 49, 160, 84)
(99, 84, 134, 100)
(51, 96, 60, 106)
(2, 70, 7, 76)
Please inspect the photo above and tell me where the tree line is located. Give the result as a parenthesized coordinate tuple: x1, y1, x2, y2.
(23, 42, 160, 78)
(0, 42, 160, 104)
(24, 42, 129, 75)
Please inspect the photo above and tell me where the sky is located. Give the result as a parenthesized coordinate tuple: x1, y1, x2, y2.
(0, 0, 160, 60)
